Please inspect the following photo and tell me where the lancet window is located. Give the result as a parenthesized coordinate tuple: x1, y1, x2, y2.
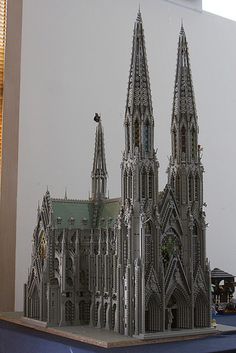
(191, 127, 196, 159)
(193, 221, 200, 272)
(173, 127, 177, 159)
(124, 170, 127, 200)
(141, 168, 147, 199)
(195, 174, 199, 201)
(176, 173, 180, 202)
(170, 174, 175, 191)
(128, 170, 132, 199)
(144, 119, 150, 152)
(134, 119, 140, 147)
(145, 222, 153, 274)
(181, 125, 186, 154)
(188, 174, 193, 202)
(148, 169, 153, 199)
(126, 121, 130, 152)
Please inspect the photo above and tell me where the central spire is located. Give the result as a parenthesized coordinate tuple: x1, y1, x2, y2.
(91, 114, 108, 200)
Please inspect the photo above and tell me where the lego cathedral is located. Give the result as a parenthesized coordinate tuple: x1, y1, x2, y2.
(24, 12, 211, 337)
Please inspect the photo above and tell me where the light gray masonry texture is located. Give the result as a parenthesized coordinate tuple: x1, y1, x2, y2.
(24, 11, 211, 337)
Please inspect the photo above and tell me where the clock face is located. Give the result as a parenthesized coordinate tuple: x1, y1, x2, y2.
(39, 230, 47, 260)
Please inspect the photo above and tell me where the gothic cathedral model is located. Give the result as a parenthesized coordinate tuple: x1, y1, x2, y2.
(24, 11, 211, 337)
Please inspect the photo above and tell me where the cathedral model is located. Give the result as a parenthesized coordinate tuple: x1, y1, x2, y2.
(24, 11, 211, 337)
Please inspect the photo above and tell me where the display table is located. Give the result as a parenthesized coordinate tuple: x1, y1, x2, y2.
(0, 312, 236, 353)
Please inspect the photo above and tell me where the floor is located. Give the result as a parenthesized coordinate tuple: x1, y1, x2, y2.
(0, 314, 236, 353)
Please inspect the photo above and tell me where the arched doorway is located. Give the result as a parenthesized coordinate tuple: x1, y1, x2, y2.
(94, 302, 99, 326)
(145, 295, 161, 332)
(111, 304, 116, 330)
(65, 300, 74, 322)
(194, 291, 209, 327)
(166, 287, 190, 329)
(30, 286, 40, 320)
(166, 295, 177, 330)
(79, 300, 91, 324)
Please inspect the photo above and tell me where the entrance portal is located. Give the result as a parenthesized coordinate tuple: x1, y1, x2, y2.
(145, 295, 160, 332)
(166, 296, 177, 330)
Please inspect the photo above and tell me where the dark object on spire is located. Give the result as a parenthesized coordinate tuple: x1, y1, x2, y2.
(94, 113, 100, 123)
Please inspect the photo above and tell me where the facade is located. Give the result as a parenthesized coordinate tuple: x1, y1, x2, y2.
(24, 12, 211, 336)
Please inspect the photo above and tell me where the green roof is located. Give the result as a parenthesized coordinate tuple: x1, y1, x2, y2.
(51, 199, 93, 229)
(98, 198, 120, 226)
(51, 197, 121, 229)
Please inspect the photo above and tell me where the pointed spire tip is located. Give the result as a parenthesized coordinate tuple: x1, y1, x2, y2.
(180, 19, 185, 35)
(136, 6, 142, 22)
(64, 187, 67, 200)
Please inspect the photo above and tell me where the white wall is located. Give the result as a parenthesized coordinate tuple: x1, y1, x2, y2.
(15, 0, 236, 310)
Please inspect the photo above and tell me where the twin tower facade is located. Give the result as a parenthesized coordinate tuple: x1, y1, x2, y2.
(24, 12, 211, 337)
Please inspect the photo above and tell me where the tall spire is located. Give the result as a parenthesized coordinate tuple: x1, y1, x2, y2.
(124, 10, 154, 157)
(170, 24, 200, 166)
(125, 10, 152, 115)
(169, 26, 202, 207)
(91, 114, 108, 200)
(172, 24, 197, 123)
(121, 12, 158, 206)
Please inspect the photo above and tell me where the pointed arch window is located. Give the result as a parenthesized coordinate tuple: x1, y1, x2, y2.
(134, 119, 140, 147)
(148, 169, 154, 199)
(193, 221, 200, 272)
(170, 174, 175, 191)
(145, 221, 151, 234)
(195, 174, 199, 201)
(191, 127, 196, 159)
(126, 121, 130, 152)
(176, 173, 180, 202)
(128, 170, 132, 199)
(145, 221, 153, 274)
(124, 170, 128, 200)
(173, 127, 177, 159)
(188, 174, 193, 202)
(144, 119, 150, 152)
(181, 126, 186, 155)
(141, 168, 147, 199)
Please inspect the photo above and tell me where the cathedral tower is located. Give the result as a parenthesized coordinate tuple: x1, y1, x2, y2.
(168, 25, 210, 328)
(122, 10, 159, 205)
(115, 11, 162, 336)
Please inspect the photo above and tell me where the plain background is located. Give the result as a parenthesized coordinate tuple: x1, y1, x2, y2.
(14, 0, 236, 310)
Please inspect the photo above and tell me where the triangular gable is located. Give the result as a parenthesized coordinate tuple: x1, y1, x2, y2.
(165, 255, 191, 299)
(193, 266, 208, 300)
(145, 266, 162, 307)
(160, 186, 183, 236)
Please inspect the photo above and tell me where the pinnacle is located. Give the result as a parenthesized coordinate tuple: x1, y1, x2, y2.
(180, 19, 185, 35)
(136, 7, 142, 23)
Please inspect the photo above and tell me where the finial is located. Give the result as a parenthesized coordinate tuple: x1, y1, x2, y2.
(94, 113, 100, 123)
(136, 6, 142, 22)
(64, 187, 67, 200)
(180, 19, 185, 35)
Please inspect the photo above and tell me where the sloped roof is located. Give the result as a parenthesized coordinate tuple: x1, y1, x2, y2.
(211, 268, 234, 279)
(99, 198, 120, 226)
(51, 197, 120, 230)
(51, 199, 93, 229)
